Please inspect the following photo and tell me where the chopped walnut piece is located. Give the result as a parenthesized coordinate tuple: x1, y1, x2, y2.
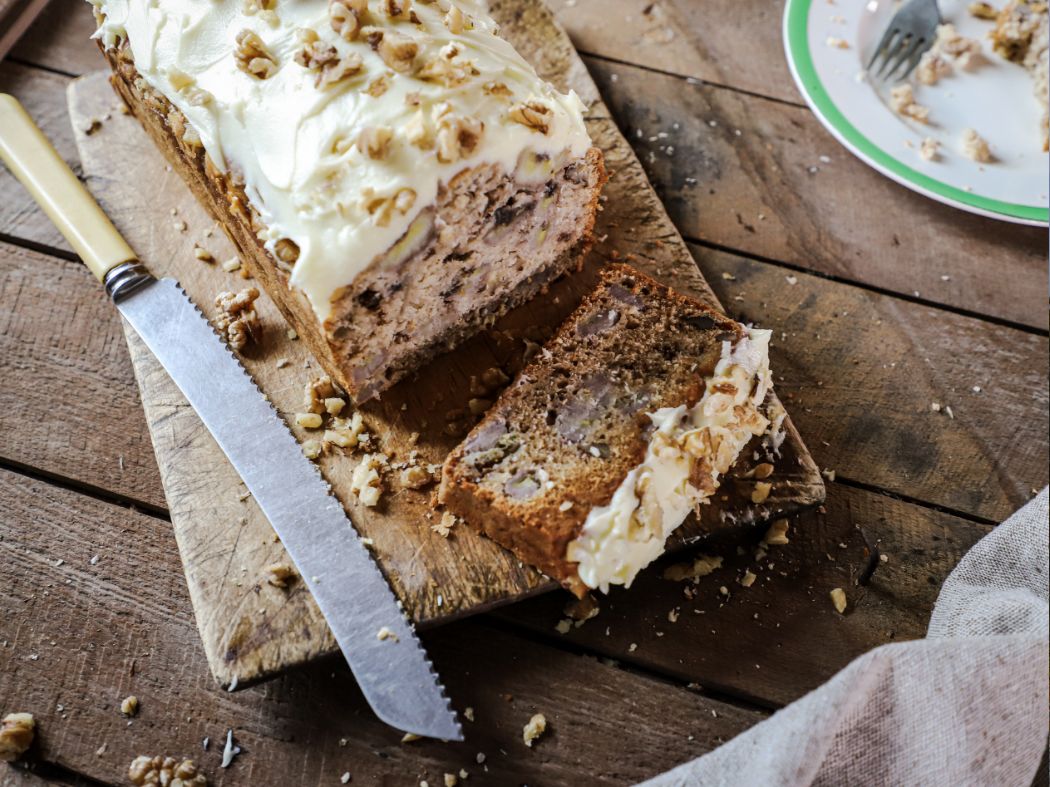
(265, 562, 297, 589)
(324, 397, 346, 415)
(481, 366, 510, 389)
(377, 626, 398, 641)
(384, 0, 411, 19)
(762, 518, 790, 546)
(400, 464, 434, 489)
(295, 39, 364, 89)
(436, 115, 483, 162)
(214, 288, 261, 351)
(751, 481, 772, 504)
(483, 81, 513, 100)
(739, 570, 757, 588)
(432, 510, 457, 537)
(295, 412, 324, 429)
(563, 594, 600, 622)
(351, 453, 385, 506)
(522, 713, 547, 747)
(304, 375, 339, 413)
(324, 411, 368, 449)
(357, 125, 394, 159)
(274, 238, 300, 265)
(0, 713, 35, 762)
(662, 554, 723, 581)
(752, 462, 774, 479)
(508, 101, 553, 134)
(443, 774, 459, 787)
(405, 111, 434, 149)
(193, 245, 214, 263)
(234, 30, 278, 80)
(364, 72, 392, 97)
(830, 587, 848, 614)
(244, 0, 275, 13)
(362, 187, 417, 227)
(330, 0, 368, 41)
(417, 47, 480, 87)
(128, 756, 207, 787)
(302, 439, 323, 460)
(444, 5, 473, 33)
(373, 29, 418, 72)
(121, 695, 139, 717)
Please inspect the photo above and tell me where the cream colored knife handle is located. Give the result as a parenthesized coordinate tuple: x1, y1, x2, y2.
(0, 93, 138, 281)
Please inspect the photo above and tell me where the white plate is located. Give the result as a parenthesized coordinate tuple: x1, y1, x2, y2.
(784, 0, 1048, 226)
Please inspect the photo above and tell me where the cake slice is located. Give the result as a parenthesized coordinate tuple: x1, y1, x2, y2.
(439, 265, 775, 597)
(991, 0, 1049, 150)
(89, 0, 605, 401)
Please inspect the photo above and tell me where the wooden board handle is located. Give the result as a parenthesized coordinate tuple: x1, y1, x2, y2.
(0, 93, 137, 281)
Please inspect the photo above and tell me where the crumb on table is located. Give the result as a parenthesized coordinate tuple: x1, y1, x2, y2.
(0, 712, 35, 762)
(522, 713, 547, 747)
(961, 128, 993, 161)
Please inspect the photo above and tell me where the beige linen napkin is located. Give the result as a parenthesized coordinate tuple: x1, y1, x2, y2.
(640, 488, 1049, 787)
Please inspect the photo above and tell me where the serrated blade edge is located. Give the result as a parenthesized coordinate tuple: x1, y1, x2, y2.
(117, 278, 462, 741)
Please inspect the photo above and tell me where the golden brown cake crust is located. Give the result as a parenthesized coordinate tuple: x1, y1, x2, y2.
(101, 40, 606, 402)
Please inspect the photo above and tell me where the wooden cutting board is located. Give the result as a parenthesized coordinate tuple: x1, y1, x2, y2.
(67, 0, 824, 690)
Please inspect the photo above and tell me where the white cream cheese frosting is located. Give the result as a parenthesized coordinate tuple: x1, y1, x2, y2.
(566, 328, 773, 593)
(89, 0, 592, 320)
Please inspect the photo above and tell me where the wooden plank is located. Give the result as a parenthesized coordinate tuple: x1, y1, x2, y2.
(549, 0, 802, 105)
(0, 240, 164, 509)
(693, 245, 1050, 523)
(9, 0, 100, 77)
(582, 56, 1050, 331)
(0, 467, 765, 787)
(0, 62, 79, 253)
(2, 212, 1041, 537)
(499, 481, 993, 707)
(66, 0, 823, 688)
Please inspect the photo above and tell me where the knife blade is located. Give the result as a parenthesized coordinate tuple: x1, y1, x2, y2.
(0, 93, 462, 742)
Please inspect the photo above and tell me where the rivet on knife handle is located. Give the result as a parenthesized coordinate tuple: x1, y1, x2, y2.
(0, 93, 137, 281)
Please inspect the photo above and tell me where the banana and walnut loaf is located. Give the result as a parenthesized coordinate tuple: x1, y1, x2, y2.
(439, 265, 775, 597)
(89, 0, 605, 401)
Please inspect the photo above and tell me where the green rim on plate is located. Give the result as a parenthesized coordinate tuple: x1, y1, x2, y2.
(785, 0, 1049, 224)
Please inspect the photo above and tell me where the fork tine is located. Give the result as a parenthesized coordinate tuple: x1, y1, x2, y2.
(876, 32, 908, 78)
(890, 35, 928, 80)
(867, 25, 900, 72)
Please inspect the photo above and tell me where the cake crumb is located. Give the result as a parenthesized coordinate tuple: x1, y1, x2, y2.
(919, 137, 941, 161)
(377, 626, 398, 642)
(889, 84, 930, 124)
(663, 554, 723, 581)
(401, 733, 421, 743)
(0, 713, 35, 762)
(265, 562, 297, 589)
(221, 257, 241, 272)
(830, 587, 848, 614)
(128, 755, 206, 786)
(443, 774, 458, 787)
(826, 36, 849, 49)
(739, 570, 757, 588)
(961, 128, 992, 162)
(121, 695, 139, 717)
(463, 706, 475, 722)
(193, 245, 214, 263)
(554, 618, 572, 634)
(522, 713, 547, 747)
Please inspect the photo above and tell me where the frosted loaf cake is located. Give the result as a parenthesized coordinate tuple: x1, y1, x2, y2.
(439, 266, 776, 597)
(89, 0, 605, 400)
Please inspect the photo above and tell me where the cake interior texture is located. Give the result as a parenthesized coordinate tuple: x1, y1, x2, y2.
(90, 0, 605, 401)
(439, 264, 775, 597)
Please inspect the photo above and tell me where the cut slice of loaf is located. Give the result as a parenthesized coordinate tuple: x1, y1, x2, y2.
(92, 0, 605, 402)
(439, 264, 775, 597)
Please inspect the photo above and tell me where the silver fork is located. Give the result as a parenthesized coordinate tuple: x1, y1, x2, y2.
(867, 0, 942, 81)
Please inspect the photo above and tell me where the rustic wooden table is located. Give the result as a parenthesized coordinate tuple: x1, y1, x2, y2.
(1, 1, 1047, 785)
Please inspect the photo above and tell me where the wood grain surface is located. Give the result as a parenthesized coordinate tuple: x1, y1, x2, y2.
(66, 0, 822, 689)
(2, 0, 1047, 784)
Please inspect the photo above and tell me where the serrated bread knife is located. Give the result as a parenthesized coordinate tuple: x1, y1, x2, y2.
(0, 94, 462, 742)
